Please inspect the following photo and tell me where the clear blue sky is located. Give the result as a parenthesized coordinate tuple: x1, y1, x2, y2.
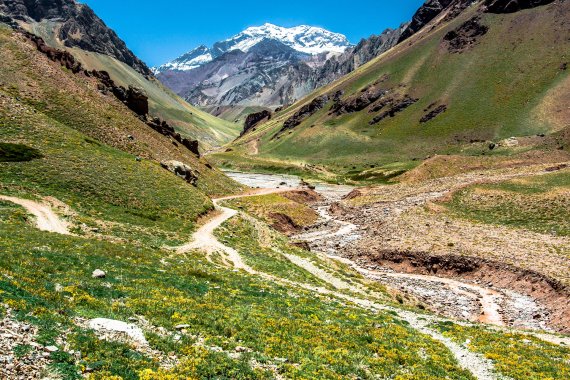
(82, 0, 424, 67)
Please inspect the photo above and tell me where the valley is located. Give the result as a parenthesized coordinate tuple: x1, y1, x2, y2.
(218, 167, 570, 334)
(0, 0, 569, 379)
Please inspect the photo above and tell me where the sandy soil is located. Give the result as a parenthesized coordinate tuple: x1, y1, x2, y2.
(0, 195, 70, 235)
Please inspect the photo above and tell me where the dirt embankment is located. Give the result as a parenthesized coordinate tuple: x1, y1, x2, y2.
(367, 250, 570, 333)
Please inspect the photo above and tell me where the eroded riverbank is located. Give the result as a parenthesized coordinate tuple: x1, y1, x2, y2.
(226, 170, 569, 333)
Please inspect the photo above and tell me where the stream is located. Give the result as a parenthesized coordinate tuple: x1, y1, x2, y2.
(225, 171, 553, 331)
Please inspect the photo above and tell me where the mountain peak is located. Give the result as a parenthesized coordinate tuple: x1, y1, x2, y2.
(154, 23, 352, 74)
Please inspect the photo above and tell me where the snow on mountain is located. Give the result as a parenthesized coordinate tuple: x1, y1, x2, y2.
(153, 45, 213, 74)
(154, 23, 352, 74)
(214, 23, 352, 55)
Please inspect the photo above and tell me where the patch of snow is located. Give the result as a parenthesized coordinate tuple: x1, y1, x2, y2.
(221, 23, 352, 55)
(155, 23, 352, 73)
(153, 45, 214, 73)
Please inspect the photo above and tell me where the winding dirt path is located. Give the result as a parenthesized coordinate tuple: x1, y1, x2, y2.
(0, 195, 70, 234)
(180, 179, 570, 378)
(176, 188, 295, 271)
(179, 188, 503, 379)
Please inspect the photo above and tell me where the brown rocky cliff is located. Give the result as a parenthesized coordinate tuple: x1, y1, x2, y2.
(0, 0, 152, 76)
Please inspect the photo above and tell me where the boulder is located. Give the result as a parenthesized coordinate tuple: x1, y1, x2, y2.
(92, 269, 106, 278)
(161, 160, 199, 186)
(499, 137, 519, 147)
(88, 318, 148, 346)
(44, 346, 59, 353)
(181, 138, 200, 157)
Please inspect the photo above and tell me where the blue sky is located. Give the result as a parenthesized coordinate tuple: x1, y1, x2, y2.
(82, 0, 424, 67)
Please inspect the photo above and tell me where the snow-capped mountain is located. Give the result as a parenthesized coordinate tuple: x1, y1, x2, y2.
(155, 23, 405, 110)
(212, 23, 351, 56)
(154, 45, 213, 73)
(153, 23, 352, 74)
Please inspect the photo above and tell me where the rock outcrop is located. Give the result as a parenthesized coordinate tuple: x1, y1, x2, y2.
(420, 104, 448, 123)
(24, 31, 82, 73)
(125, 86, 149, 116)
(443, 17, 489, 52)
(399, 0, 459, 42)
(330, 84, 389, 116)
(242, 110, 272, 136)
(484, 0, 556, 13)
(276, 95, 329, 137)
(160, 160, 199, 186)
(0, 0, 152, 76)
(369, 95, 419, 125)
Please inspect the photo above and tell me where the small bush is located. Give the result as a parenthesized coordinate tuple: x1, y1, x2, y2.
(0, 143, 42, 162)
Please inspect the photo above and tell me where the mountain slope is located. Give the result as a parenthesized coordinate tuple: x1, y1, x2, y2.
(0, 0, 152, 76)
(0, 24, 241, 197)
(157, 24, 407, 111)
(0, 0, 241, 148)
(214, 0, 570, 182)
(155, 24, 357, 109)
(153, 23, 352, 74)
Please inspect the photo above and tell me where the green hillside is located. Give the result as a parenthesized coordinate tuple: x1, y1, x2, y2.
(24, 20, 241, 149)
(214, 1, 570, 182)
(0, 24, 240, 237)
(0, 27, 477, 380)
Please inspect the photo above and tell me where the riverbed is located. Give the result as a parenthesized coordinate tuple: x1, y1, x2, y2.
(223, 170, 354, 199)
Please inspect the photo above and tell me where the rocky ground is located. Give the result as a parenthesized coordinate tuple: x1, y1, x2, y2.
(0, 306, 54, 379)
(293, 162, 570, 332)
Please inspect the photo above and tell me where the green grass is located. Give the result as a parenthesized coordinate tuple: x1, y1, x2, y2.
(214, 215, 331, 287)
(433, 321, 570, 380)
(221, 3, 570, 179)
(444, 170, 570, 236)
(0, 26, 242, 197)
(222, 193, 319, 229)
(0, 203, 476, 379)
(0, 90, 215, 246)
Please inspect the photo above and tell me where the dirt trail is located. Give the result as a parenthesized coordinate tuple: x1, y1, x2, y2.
(0, 195, 70, 235)
(181, 187, 503, 379)
(180, 180, 569, 378)
(176, 188, 295, 271)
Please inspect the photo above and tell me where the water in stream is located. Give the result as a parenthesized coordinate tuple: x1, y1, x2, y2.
(223, 170, 553, 331)
(223, 171, 353, 199)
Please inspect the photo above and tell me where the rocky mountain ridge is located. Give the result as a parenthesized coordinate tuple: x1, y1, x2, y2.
(153, 23, 352, 74)
(0, 0, 152, 76)
(157, 25, 406, 109)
